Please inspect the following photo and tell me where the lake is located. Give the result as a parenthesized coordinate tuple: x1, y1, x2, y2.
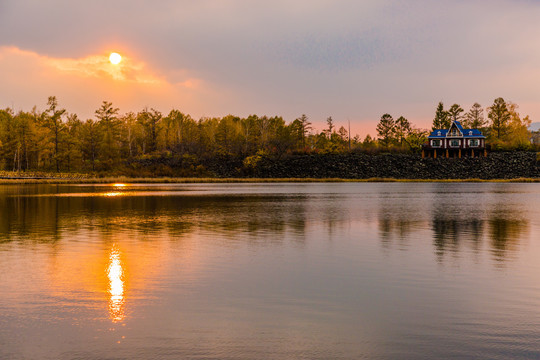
(1, 182, 539, 359)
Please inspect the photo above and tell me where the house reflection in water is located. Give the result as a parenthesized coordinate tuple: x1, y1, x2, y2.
(107, 245, 125, 322)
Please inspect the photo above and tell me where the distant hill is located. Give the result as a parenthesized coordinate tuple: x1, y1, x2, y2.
(530, 122, 540, 132)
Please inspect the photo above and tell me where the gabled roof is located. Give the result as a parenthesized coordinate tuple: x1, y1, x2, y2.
(428, 120, 485, 139)
(453, 121, 465, 134)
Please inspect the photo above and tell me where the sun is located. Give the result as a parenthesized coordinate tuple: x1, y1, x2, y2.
(109, 52, 122, 65)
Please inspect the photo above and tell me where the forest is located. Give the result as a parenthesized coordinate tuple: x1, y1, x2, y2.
(0, 96, 538, 176)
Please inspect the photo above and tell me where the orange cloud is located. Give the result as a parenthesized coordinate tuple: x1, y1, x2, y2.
(0, 46, 218, 119)
(47, 52, 162, 84)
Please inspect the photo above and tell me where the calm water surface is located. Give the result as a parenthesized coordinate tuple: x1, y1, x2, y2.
(1, 183, 540, 359)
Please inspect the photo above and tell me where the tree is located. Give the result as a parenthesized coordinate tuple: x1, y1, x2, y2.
(363, 134, 375, 146)
(268, 119, 294, 159)
(241, 115, 260, 155)
(64, 113, 82, 172)
(95, 101, 120, 165)
(447, 104, 464, 123)
(403, 127, 429, 152)
(463, 103, 486, 129)
(432, 102, 450, 130)
(337, 126, 348, 142)
(163, 109, 195, 153)
(80, 119, 100, 171)
(119, 112, 137, 158)
(215, 115, 242, 155)
(324, 116, 335, 138)
(395, 116, 411, 145)
(0, 108, 19, 170)
(376, 114, 396, 147)
(12, 110, 38, 171)
(295, 114, 312, 149)
(487, 97, 511, 140)
(507, 102, 532, 149)
(44, 96, 66, 172)
(137, 108, 162, 153)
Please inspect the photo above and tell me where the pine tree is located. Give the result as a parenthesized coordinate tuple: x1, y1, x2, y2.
(376, 114, 396, 147)
(44, 96, 66, 172)
(447, 104, 464, 123)
(432, 102, 449, 130)
(324, 116, 334, 138)
(395, 116, 411, 145)
(295, 114, 312, 149)
(95, 101, 120, 165)
(487, 97, 511, 139)
(463, 103, 486, 129)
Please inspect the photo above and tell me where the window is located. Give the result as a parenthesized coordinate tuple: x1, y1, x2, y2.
(450, 139, 460, 147)
(469, 139, 479, 147)
(432, 139, 441, 147)
(469, 131, 473, 136)
(437, 131, 442, 136)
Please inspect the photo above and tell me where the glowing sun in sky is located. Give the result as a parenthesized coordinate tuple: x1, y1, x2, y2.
(109, 52, 122, 65)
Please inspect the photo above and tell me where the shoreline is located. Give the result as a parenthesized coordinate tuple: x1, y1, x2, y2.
(0, 177, 539, 184)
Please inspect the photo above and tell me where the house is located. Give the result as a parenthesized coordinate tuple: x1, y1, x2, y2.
(422, 121, 486, 158)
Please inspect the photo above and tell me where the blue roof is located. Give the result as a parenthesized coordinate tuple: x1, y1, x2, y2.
(429, 121, 485, 139)
(429, 129, 448, 138)
(455, 120, 465, 133)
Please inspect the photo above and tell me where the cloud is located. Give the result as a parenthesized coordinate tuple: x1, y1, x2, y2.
(46, 52, 161, 84)
(0, 46, 219, 119)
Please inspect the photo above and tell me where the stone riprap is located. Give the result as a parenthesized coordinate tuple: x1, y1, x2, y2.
(250, 152, 540, 179)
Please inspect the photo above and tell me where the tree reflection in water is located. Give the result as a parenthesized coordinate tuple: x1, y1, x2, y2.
(488, 216, 528, 263)
(0, 187, 311, 246)
(374, 184, 531, 265)
(0, 184, 533, 268)
(431, 218, 484, 262)
(431, 204, 528, 265)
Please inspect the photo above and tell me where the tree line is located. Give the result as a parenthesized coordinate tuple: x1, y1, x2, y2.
(376, 97, 536, 151)
(0, 96, 537, 174)
(0, 97, 360, 173)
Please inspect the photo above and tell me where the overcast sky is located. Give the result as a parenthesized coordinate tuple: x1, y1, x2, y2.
(1, 0, 540, 135)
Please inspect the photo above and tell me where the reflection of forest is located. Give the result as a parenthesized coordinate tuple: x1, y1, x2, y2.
(0, 191, 311, 245)
(431, 218, 483, 260)
(376, 191, 530, 264)
(432, 199, 529, 263)
(0, 185, 532, 266)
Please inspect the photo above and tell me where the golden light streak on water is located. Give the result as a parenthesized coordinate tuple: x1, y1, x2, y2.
(103, 192, 123, 197)
(107, 245, 125, 322)
(104, 184, 128, 197)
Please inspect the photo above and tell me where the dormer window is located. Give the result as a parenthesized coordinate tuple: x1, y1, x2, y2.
(437, 131, 441, 136)
(469, 131, 473, 136)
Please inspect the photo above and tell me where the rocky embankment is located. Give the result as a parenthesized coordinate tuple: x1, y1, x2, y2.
(248, 152, 540, 179)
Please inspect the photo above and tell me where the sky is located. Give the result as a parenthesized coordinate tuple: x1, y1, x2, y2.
(1, 0, 540, 136)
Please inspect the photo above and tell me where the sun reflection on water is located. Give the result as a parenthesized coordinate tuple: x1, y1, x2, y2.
(104, 184, 128, 197)
(107, 245, 125, 322)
